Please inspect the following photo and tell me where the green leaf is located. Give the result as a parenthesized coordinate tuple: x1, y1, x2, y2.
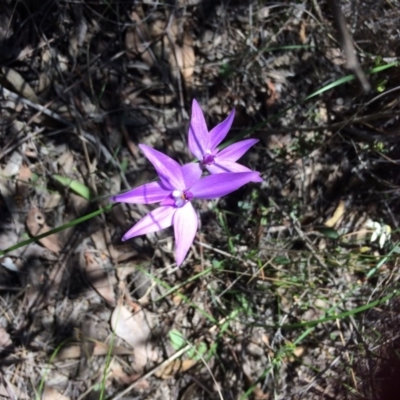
(169, 330, 186, 351)
(315, 226, 340, 239)
(120, 158, 128, 173)
(187, 342, 208, 360)
(273, 256, 291, 265)
(212, 259, 223, 269)
(53, 174, 91, 200)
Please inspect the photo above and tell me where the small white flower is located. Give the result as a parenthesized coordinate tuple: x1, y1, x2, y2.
(366, 219, 391, 248)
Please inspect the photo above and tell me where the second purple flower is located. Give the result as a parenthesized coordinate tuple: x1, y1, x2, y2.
(188, 99, 261, 180)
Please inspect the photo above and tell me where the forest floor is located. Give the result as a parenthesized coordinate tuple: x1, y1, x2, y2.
(0, 1, 400, 399)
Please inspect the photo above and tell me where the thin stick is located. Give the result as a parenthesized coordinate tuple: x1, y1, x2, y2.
(328, 0, 370, 92)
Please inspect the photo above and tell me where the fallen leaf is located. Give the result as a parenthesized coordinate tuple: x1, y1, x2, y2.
(324, 200, 345, 228)
(0, 380, 29, 399)
(125, 12, 154, 66)
(108, 360, 142, 385)
(167, 19, 195, 86)
(0, 228, 57, 271)
(1, 67, 39, 103)
(78, 319, 96, 380)
(175, 32, 195, 84)
(180, 383, 198, 400)
(83, 251, 116, 306)
(68, 6, 87, 60)
(57, 150, 75, 175)
(43, 192, 62, 210)
(26, 207, 61, 254)
(155, 359, 197, 379)
(299, 21, 307, 44)
(42, 385, 70, 400)
(56, 342, 132, 361)
(91, 229, 138, 263)
(148, 94, 174, 105)
(16, 163, 32, 202)
(0, 327, 12, 348)
(111, 303, 158, 371)
(265, 79, 278, 107)
(243, 362, 269, 400)
(0, 256, 22, 272)
(1, 151, 22, 177)
(17, 163, 31, 182)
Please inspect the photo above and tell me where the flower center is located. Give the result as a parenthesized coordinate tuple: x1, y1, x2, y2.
(202, 150, 215, 165)
(172, 190, 193, 207)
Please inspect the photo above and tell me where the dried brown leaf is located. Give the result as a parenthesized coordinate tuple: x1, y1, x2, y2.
(155, 359, 197, 379)
(0, 327, 11, 348)
(16, 163, 31, 202)
(243, 362, 270, 399)
(83, 251, 116, 306)
(109, 361, 142, 385)
(91, 229, 138, 263)
(176, 33, 195, 83)
(299, 21, 307, 44)
(56, 342, 132, 361)
(78, 319, 97, 379)
(324, 200, 345, 228)
(148, 94, 174, 105)
(0, 380, 29, 399)
(111, 303, 158, 371)
(1, 67, 39, 103)
(125, 27, 139, 58)
(1, 151, 22, 177)
(180, 383, 198, 400)
(43, 192, 62, 210)
(38, 49, 52, 93)
(68, 7, 87, 60)
(17, 163, 31, 182)
(57, 150, 75, 175)
(125, 12, 154, 66)
(42, 385, 70, 400)
(26, 207, 61, 254)
(38, 72, 52, 94)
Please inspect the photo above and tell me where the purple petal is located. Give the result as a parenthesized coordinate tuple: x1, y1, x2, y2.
(173, 202, 198, 266)
(160, 195, 176, 207)
(191, 172, 261, 199)
(122, 206, 175, 240)
(181, 163, 202, 188)
(206, 160, 255, 174)
(217, 138, 258, 161)
(140, 144, 185, 190)
(111, 182, 170, 204)
(209, 108, 235, 150)
(188, 99, 208, 159)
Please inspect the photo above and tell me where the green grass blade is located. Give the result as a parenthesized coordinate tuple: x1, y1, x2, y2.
(53, 174, 91, 200)
(0, 204, 113, 257)
(366, 241, 400, 278)
(280, 289, 398, 329)
(223, 61, 400, 147)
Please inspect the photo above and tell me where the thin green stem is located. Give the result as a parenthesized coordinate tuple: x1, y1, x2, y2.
(0, 204, 113, 257)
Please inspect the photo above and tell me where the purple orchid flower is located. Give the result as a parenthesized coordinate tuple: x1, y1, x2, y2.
(188, 99, 261, 180)
(112, 144, 261, 266)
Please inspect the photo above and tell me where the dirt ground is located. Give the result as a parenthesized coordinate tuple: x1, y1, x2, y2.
(0, 0, 400, 399)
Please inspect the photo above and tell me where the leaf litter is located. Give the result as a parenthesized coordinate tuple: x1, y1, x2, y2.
(0, 1, 399, 399)
(111, 302, 159, 373)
